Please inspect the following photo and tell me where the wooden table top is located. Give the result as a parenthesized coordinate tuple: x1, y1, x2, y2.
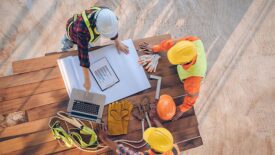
(0, 34, 202, 154)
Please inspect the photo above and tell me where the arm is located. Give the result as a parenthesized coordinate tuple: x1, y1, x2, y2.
(77, 31, 91, 92)
(97, 125, 118, 151)
(172, 76, 202, 121)
(179, 76, 202, 112)
(152, 36, 199, 52)
(111, 33, 129, 54)
(97, 125, 138, 154)
(82, 67, 91, 92)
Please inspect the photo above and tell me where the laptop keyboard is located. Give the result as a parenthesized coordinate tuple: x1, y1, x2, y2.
(72, 100, 100, 115)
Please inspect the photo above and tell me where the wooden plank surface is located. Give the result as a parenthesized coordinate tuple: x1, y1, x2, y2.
(0, 35, 202, 154)
(0, 130, 54, 154)
(10, 140, 71, 155)
(0, 67, 60, 89)
(0, 70, 180, 118)
(0, 78, 65, 101)
(0, 89, 68, 115)
(1, 95, 196, 154)
(0, 35, 173, 98)
(5, 113, 199, 155)
(52, 121, 201, 155)
(26, 85, 184, 122)
(12, 34, 171, 74)
(0, 118, 49, 140)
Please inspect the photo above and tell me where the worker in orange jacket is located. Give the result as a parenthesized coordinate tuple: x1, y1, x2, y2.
(140, 36, 207, 120)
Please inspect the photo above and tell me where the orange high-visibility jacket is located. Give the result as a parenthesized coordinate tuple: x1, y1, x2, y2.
(152, 36, 203, 112)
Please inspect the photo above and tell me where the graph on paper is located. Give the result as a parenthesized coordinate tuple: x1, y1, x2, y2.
(89, 57, 119, 91)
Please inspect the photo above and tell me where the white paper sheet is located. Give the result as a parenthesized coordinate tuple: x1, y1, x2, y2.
(57, 39, 151, 105)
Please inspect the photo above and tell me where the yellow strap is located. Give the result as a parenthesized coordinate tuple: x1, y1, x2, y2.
(66, 14, 78, 41)
(81, 7, 101, 43)
(82, 11, 94, 43)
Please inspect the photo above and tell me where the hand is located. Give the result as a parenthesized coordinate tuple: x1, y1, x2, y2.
(83, 80, 91, 95)
(114, 39, 129, 54)
(96, 124, 108, 143)
(172, 106, 185, 121)
(96, 124, 118, 151)
(82, 67, 91, 95)
(138, 42, 153, 54)
(138, 54, 161, 72)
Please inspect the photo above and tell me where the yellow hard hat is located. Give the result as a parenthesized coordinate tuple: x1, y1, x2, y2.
(143, 127, 174, 153)
(167, 41, 197, 65)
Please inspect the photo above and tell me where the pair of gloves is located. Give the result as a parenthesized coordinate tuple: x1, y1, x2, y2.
(138, 41, 165, 73)
(108, 100, 133, 135)
(138, 54, 161, 73)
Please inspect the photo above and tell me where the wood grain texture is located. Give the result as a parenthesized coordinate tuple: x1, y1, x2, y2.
(0, 130, 54, 154)
(0, 78, 65, 101)
(7, 114, 199, 155)
(0, 89, 68, 115)
(27, 100, 68, 121)
(26, 85, 184, 122)
(0, 67, 60, 89)
(0, 35, 202, 154)
(10, 140, 71, 155)
(12, 34, 171, 74)
(0, 117, 49, 140)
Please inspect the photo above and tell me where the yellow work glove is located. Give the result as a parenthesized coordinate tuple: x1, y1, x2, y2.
(107, 100, 133, 135)
(121, 100, 133, 134)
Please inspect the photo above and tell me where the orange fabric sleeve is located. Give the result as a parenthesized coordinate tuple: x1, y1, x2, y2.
(176, 36, 199, 42)
(152, 36, 199, 52)
(179, 76, 202, 112)
(152, 39, 174, 52)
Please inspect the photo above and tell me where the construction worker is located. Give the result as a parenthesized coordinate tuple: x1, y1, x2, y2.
(139, 36, 207, 121)
(96, 112, 180, 155)
(61, 6, 129, 93)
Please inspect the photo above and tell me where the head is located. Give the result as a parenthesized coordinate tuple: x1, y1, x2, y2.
(95, 8, 118, 38)
(157, 94, 176, 121)
(167, 41, 197, 65)
(143, 127, 174, 153)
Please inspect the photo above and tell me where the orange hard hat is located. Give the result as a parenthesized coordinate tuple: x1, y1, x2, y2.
(157, 94, 176, 121)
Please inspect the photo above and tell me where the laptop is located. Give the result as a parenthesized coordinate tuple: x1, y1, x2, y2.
(67, 88, 106, 123)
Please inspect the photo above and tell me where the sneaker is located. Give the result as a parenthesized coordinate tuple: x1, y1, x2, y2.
(61, 35, 74, 52)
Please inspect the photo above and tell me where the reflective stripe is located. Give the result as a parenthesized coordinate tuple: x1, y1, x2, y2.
(66, 14, 78, 41)
(81, 7, 101, 43)
(82, 11, 94, 43)
(186, 92, 199, 98)
(66, 7, 101, 43)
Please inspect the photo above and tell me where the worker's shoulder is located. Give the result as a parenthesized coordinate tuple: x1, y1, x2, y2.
(185, 36, 200, 41)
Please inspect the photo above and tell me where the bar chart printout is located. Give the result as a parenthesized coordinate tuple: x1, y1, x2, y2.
(89, 57, 119, 91)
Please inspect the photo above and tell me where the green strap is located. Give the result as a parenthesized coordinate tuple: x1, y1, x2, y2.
(82, 11, 94, 43)
(50, 122, 73, 148)
(66, 14, 78, 41)
(81, 7, 101, 43)
(70, 126, 98, 148)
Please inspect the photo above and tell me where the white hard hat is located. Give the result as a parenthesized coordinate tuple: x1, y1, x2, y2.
(96, 9, 118, 38)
